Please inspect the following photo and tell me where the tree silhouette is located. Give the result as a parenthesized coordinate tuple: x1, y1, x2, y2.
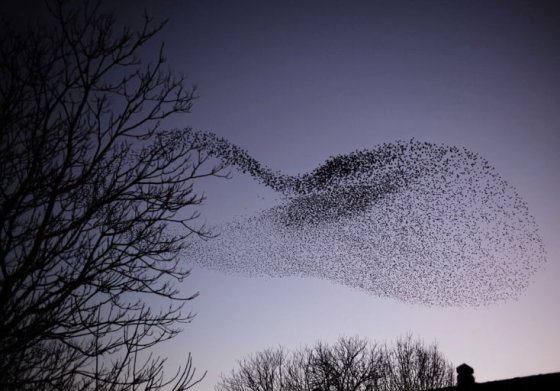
(381, 336, 455, 391)
(216, 336, 454, 391)
(0, 1, 225, 389)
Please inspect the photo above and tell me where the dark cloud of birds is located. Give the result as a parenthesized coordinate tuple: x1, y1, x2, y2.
(184, 130, 546, 306)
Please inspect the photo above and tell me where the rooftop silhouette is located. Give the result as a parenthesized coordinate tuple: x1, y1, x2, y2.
(427, 364, 560, 390)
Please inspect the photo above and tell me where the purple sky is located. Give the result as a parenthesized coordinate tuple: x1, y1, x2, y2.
(5, 0, 560, 389)
(157, 1, 560, 387)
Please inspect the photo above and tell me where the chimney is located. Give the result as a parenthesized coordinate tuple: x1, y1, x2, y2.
(456, 364, 475, 388)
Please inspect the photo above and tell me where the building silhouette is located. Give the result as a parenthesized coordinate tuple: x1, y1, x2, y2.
(427, 363, 560, 390)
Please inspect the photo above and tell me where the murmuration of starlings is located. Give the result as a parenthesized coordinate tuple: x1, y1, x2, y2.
(183, 129, 545, 307)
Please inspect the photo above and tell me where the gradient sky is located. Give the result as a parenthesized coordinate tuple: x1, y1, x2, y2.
(6, 1, 560, 389)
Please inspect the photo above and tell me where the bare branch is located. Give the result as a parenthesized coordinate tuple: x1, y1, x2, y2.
(0, 1, 224, 389)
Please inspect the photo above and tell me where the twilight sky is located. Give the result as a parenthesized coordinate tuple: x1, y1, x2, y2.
(6, 0, 560, 389)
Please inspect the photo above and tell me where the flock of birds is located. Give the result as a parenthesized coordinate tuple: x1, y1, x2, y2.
(185, 130, 545, 306)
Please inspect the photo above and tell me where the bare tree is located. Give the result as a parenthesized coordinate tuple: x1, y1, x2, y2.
(380, 336, 454, 391)
(218, 349, 289, 391)
(303, 337, 384, 391)
(216, 336, 454, 391)
(0, 1, 225, 389)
